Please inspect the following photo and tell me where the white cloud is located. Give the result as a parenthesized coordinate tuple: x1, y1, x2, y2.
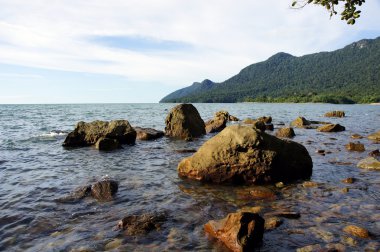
(0, 0, 379, 87)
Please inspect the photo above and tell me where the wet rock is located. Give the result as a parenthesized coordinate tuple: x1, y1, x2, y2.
(95, 137, 120, 151)
(351, 134, 363, 139)
(343, 225, 369, 238)
(205, 118, 226, 133)
(204, 212, 265, 252)
(341, 177, 356, 184)
(257, 116, 272, 124)
(265, 123, 274, 131)
(165, 104, 205, 140)
(317, 124, 345, 132)
(324, 111, 345, 118)
(91, 180, 118, 201)
(264, 217, 283, 230)
(302, 181, 318, 188)
(345, 142, 365, 152)
(290, 117, 311, 128)
(134, 127, 164, 140)
(63, 120, 136, 147)
(249, 186, 275, 200)
(369, 149, 380, 157)
(275, 127, 295, 138)
(178, 125, 313, 184)
(117, 213, 166, 235)
(367, 130, 380, 141)
(357, 157, 380, 171)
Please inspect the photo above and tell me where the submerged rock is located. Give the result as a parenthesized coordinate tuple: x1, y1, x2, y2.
(343, 225, 369, 238)
(324, 111, 345, 117)
(63, 120, 136, 148)
(357, 157, 380, 171)
(345, 142, 365, 152)
(95, 137, 120, 151)
(165, 104, 205, 140)
(204, 212, 264, 252)
(134, 127, 164, 140)
(178, 125, 312, 184)
(117, 213, 166, 235)
(91, 180, 118, 201)
(276, 127, 295, 138)
(317, 124, 345, 132)
(367, 130, 380, 141)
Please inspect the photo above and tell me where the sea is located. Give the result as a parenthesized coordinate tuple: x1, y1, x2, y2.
(0, 103, 379, 251)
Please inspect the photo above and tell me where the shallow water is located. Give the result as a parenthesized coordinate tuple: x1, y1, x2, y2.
(0, 103, 379, 251)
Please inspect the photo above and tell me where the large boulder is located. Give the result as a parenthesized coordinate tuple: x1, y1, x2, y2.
(204, 212, 265, 252)
(368, 130, 380, 141)
(317, 124, 345, 132)
(178, 125, 312, 184)
(63, 120, 136, 147)
(324, 111, 345, 117)
(134, 127, 164, 140)
(165, 104, 205, 140)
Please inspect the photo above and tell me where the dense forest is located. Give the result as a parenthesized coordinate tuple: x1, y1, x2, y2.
(160, 37, 380, 104)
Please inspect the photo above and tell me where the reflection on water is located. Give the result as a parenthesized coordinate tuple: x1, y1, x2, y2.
(0, 103, 379, 251)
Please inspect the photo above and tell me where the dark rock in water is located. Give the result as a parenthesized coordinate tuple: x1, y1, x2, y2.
(178, 125, 313, 184)
(165, 104, 205, 140)
(134, 127, 164, 140)
(95, 137, 121, 151)
(290, 117, 311, 128)
(345, 142, 365, 152)
(367, 130, 380, 141)
(63, 120, 136, 147)
(357, 157, 380, 171)
(369, 149, 380, 157)
(276, 127, 295, 138)
(204, 212, 265, 252)
(265, 123, 274, 131)
(205, 118, 227, 133)
(91, 180, 118, 201)
(317, 124, 345, 132)
(324, 111, 345, 118)
(257, 116, 272, 124)
(56, 185, 91, 203)
(117, 213, 167, 235)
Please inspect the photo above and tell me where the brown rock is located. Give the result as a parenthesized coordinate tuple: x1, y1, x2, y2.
(95, 137, 120, 151)
(178, 125, 313, 184)
(117, 213, 166, 235)
(369, 149, 380, 157)
(264, 217, 283, 230)
(357, 157, 380, 170)
(345, 142, 365, 152)
(290, 117, 311, 128)
(317, 124, 345, 132)
(134, 127, 164, 140)
(343, 225, 369, 238)
(276, 127, 295, 138)
(249, 186, 275, 200)
(324, 111, 345, 117)
(63, 120, 136, 147)
(165, 104, 205, 140)
(368, 130, 380, 141)
(91, 180, 118, 201)
(204, 212, 264, 252)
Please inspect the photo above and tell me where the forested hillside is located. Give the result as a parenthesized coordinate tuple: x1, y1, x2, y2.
(160, 37, 380, 104)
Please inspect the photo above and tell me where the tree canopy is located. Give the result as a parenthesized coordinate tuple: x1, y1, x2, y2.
(292, 0, 365, 24)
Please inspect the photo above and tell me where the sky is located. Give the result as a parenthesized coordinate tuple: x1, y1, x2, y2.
(0, 0, 379, 104)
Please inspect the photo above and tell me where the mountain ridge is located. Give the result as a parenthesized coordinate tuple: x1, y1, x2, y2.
(160, 37, 380, 104)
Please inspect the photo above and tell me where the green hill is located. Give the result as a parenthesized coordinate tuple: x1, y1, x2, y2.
(160, 37, 380, 104)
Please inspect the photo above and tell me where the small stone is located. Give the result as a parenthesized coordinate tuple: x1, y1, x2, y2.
(264, 217, 283, 230)
(343, 225, 369, 238)
(341, 177, 356, 184)
(351, 134, 363, 139)
(345, 142, 365, 152)
(104, 238, 122, 251)
(302, 181, 318, 188)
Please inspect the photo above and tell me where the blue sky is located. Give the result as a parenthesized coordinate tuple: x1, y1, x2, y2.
(0, 0, 379, 103)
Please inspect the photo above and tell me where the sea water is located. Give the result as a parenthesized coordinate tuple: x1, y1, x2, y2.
(0, 103, 379, 251)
